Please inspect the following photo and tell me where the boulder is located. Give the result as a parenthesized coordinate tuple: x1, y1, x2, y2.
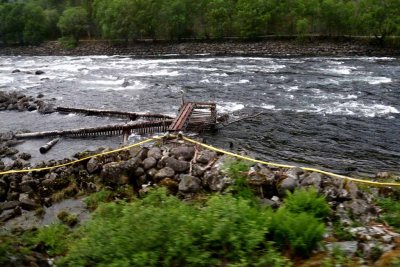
(278, 177, 298, 196)
(178, 175, 202, 193)
(37, 101, 55, 114)
(87, 157, 101, 173)
(147, 147, 162, 160)
(35, 70, 45, 75)
(204, 170, 232, 192)
(101, 158, 140, 185)
(18, 152, 32, 161)
(154, 167, 175, 181)
(197, 150, 217, 164)
(301, 172, 322, 191)
(164, 157, 189, 173)
(171, 146, 195, 161)
(143, 157, 157, 170)
(19, 193, 41, 210)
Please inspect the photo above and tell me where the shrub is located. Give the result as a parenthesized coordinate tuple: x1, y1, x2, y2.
(85, 189, 114, 210)
(376, 197, 400, 231)
(30, 224, 70, 256)
(283, 187, 331, 220)
(59, 188, 290, 266)
(270, 208, 325, 257)
(223, 159, 255, 201)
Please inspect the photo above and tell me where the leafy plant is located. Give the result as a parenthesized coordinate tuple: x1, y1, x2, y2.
(223, 159, 255, 201)
(84, 189, 114, 210)
(376, 196, 400, 231)
(283, 187, 331, 220)
(270, 208, 325, 257)
(29, 224, 70, 257)
(59, 188, 290, 266)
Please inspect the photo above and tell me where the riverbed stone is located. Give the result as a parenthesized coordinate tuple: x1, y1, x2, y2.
(204, 170, 232, 191)
(147, 147, 162, 160)
(301, 172, 322, 191)
(143, 157, 157, 170)
(101, 158, 140, 185)
(19, 193, 41, 210)
(197, 150, 217, 164)
(178, 175, 201, 193)
(164, 157, 189, 173)
(154, 167, 175, 181)
(171, 146, 195, 161)
(87, 157, 101, 173)
(278, 177, 298, 196)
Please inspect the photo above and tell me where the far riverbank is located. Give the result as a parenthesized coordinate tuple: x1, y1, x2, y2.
(0, 37, 399, 57)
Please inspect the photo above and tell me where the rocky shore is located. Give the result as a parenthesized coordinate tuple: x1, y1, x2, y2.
(0, 37, 399, 57)
(1, 129, 400, 265)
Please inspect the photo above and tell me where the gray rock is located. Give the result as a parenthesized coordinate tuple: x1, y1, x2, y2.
(179, 175, 202, 193)
(0, 208, 19, 222)
(101, 158, 140, 185)
(197, 150, 217, 164)
(37, 101, 55, 114)
(87, 157, 102, 173)
(204, 170, 232, 191)
(143, 157, 157, 170)
(18, 152, 31, 160)
(154, 167, 175, 181)
(147, 147, 162, 160)
(326, 241, 358, 256)
(19, 193, 41, 210)
(301, 172, 322, 190)
(278, 177, 298, 196)
(0, 200, 21, 211)
(35, 70, 45, 75)
(192, 165, 205, 177)
(164, 157, 189, 173)
(134, 167, 145, 177)
(171, 146, 195, 161)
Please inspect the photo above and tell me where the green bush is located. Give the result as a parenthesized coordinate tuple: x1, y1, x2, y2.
(30, 224, 70, 256)
(270, 208, 325, 257)
(58, 36, 78, 49)
(283, 187, 331, 220)
(59, 188, 290, 267)
(223, 159, 255, 201)
(376, 197, 400, 231)
(85, 189, 114, 210)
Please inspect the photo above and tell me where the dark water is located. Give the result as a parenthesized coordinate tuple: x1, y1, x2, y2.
(0, 56, 399, 175)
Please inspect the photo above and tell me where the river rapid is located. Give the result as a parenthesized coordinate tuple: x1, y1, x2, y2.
(0, 55, 399, 176)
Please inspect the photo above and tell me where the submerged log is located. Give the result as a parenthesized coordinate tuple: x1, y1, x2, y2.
(56, 107, 173, 121)
(15, 120, 173, 139)
(39, 138, 60, 154)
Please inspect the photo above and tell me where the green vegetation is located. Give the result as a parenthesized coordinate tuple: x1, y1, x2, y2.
(0, 0, 400, 45)
(376, 193, 400, 231)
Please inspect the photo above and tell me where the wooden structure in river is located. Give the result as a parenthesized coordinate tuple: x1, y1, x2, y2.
(15, 101, 217, 140)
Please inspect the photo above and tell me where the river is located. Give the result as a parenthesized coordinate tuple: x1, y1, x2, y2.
(0, 55, 399, 176)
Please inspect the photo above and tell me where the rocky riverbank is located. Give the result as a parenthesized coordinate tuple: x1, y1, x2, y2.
(0, 37, 399, 57)
(1, 131, 400, 265)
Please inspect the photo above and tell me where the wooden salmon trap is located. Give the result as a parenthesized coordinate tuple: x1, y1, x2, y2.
(15, 101, 218, 153)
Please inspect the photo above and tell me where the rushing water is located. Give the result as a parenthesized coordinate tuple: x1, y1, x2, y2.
(0, 55, 399, 175)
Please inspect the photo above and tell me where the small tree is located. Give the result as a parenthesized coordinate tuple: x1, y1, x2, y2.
(57, 6, 88, 43)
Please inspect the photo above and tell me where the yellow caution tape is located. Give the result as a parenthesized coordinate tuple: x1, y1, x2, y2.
(0, 136, 163, 175)
(1, 134, 399, 187)
(182, 136, 400, 187)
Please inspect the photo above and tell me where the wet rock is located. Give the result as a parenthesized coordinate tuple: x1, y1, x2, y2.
(0, 200, 21, 211)
(12, 69, 20, 73)
(41, 173, 69, 190)
(164, 156, 189, 173)
(19, 193, 41, 210)
(179, 175, 202, 193)
(171, 146, 195, 161)
(87, 157, 101, 173)
(0, 179, 7, 201)
(35, 70, 45, 75)
(147, 147, 162, 160)
(37, 93, 44, 98)
(143, 157, 157, 170)
(0, 208, 18, 222)
(154, 167, 175, 181)
(286, 167, 304, 180)
(37, 101, 55, 114)
(18, 152, 31, 161)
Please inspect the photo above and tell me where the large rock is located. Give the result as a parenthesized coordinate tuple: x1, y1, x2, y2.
(154, 167, 175, 181)
(19, 193, 41, 210)
(171, 146, 195, 161)
(278, 177, 298, 196)
(203, 170, 232, 192)
(164, 157, 189, 173)
(178, 175, 202, 193)
(87, 157, 102, 173)
(301, 172, 322, 191)
(37, 101, 55, 114)
(41, 173, 69, 190)
(147, 147, 162, 160)
(197, 150, 217, 164)
(0, 178, 7, 201)
(143, 157, 157, 170)
(101, 158, 140, 185)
